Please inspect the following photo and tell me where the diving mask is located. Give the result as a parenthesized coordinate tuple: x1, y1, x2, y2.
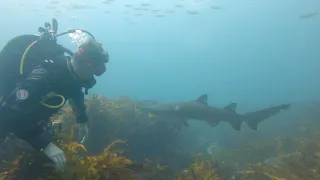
(75, 39, 109, 76)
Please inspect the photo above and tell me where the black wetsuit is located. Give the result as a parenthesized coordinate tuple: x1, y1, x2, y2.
(0, 56, 92, 150)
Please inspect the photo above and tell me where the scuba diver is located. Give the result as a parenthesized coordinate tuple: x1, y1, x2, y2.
(0, 19, 109, 171)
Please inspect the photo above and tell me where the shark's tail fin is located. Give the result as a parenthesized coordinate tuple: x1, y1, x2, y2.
(244, 104, 291, 131)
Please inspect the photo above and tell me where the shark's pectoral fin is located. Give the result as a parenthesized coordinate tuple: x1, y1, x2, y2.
(228, 119, 242, 131)
(181, 119, 189, 127)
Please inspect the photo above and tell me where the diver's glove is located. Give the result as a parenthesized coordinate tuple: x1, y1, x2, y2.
(43, 142, 66, 172)
(79, 122, 89, 144)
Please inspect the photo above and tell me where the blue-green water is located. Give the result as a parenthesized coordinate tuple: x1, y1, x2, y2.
(1, 0, 319, 107)
(0, 0, 319, 163)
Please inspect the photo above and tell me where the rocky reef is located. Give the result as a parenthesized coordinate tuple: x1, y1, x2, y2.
(0, 94, 319, 180)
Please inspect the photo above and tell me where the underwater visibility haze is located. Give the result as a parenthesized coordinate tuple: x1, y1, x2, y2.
(0, 0, 319, 179)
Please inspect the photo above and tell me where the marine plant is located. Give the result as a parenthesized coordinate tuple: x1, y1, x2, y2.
(177, 154, 222, 180)
(0, 123, 135, 180)
(0, 94, 191, 180)
(2, 95, 320, 179)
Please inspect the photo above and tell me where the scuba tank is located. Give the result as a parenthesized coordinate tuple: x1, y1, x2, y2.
(0, 19, 96, 101)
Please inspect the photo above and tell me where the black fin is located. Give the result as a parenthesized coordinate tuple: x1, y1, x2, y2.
(244, 103, 291, 131)
(196, 94, 208, 105)
(224, 103, 237, 112)
(228, 119, 242, 131)
(247, 120, 258, 131)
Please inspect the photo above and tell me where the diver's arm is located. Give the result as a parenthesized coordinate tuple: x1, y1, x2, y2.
(2, 66, 53, 150)
(69, 89, 89, 144)
(69, 89, 89, 124)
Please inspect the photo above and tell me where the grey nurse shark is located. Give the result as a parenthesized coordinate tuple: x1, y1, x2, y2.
(140, 94, 291, 131)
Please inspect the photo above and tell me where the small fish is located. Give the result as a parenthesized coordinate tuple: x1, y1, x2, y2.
(186, 10, 199, 15)
(134, 7, 149, 11)
(300, 11, 320, 19)
(46, 5, 56, 9)
(211, 5, 222, 10)
(155, 15, 165, 18)
(140, 3, 150, 7)
(51, 0, 59, 4)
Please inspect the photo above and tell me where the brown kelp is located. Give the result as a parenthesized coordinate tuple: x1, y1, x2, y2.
(0, 95, 320, 179)
(0, 94, 189, 180)
(0, 125, 135, 180)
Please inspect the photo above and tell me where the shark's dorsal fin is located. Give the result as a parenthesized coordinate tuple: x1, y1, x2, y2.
(224, 103, 237, 112)
(196, 94, 208, 105)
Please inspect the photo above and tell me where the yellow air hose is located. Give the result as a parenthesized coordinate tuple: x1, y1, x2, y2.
(20, 41, 66, 109)
(40, 92, 66, 108)
(20, 41, 37, 75)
